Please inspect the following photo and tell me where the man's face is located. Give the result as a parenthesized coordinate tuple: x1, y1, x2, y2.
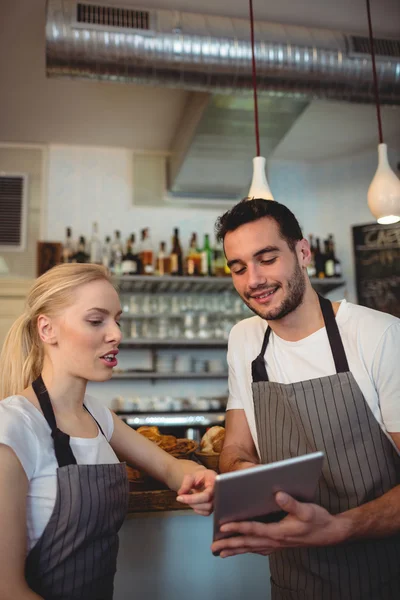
(224, 217, 308, 321)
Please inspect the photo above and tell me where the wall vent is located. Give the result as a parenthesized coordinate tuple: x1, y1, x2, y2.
(76, 3, 150, 30)
(349, 35, 400, 59)
(0, 174, 28, 251)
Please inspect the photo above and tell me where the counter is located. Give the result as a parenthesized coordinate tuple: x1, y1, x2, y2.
(128, 478, 190, 514)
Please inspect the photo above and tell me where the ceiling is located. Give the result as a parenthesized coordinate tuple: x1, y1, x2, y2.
(1, 0, 400, 199)
(100, 0, 400, 38)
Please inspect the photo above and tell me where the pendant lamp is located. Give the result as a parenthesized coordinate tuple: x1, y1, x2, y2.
(246, 0, 274, 201)
(366, 0, 400, 224)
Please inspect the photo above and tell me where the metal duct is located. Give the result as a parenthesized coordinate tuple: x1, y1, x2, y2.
(46, 0, 400, 104)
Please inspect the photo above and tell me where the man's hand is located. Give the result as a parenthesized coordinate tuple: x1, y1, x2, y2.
(176, 469, 217, 516)
(211, 491, 350, 558)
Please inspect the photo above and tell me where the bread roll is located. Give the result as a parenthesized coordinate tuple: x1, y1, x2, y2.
(200, 426, 225, 454)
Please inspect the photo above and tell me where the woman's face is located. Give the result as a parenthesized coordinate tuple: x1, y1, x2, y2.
(48, 279, 123, 382)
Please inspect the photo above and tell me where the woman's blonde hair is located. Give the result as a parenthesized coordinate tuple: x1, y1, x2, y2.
(0, 263, 113, 399)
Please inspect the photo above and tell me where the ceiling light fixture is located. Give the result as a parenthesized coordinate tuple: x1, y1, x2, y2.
(246, 0, 274, 201)
(366, 0, 400, 225)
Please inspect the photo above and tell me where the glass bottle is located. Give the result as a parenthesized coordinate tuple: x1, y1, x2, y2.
(156, 241, 171, 276)
(170, 227, 183, 276)
(102, 236, 112, 269)
(111, 230, 123, 275)
(140, 228, 154, 275)
(200, 234, 212, 276)
(89, 222, 102, 264)
(212, 237, 225, 277)
(186, 233, 201, 276)
(122, 234, 139, 275)
(73, 236, 89, 263)
(62, 227, 74, 263)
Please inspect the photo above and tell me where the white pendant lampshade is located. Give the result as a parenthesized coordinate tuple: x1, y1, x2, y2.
(368, 144, 400, 225)
(247, 156, 274, 201)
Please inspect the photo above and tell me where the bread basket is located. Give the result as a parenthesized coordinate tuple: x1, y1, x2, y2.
(194, 450, 220, 472)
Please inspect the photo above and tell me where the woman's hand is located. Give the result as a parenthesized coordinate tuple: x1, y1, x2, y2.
(176, 469, 217, 516)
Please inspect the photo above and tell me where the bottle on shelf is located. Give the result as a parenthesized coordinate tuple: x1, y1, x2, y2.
(62, 227, 74, 263)
(156, 241, 171, 276)
(329, 234, 342, 278)
(111, 230, 123, 275)
(102, 235, 112, 269)
(200, 234, 212, 276)
(122, 234, 140, 275)
(186, 233, 201, 276)
(73, 236, 89, 263)
(170, 227, 183, 276)
(212, 237, 226, 277)
(324, 238, 335, 278)
(314, 238, 325, 279)
(307, 234, 316, 278)
(89, 222, 102, 265)
(139, 228, 154, 275)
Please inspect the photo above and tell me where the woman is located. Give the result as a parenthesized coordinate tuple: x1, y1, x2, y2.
(0, 263, 216, 600)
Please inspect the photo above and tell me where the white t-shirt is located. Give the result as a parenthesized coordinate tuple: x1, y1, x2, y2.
(0, 395, 119, 553)
(227, 300, 400, 457)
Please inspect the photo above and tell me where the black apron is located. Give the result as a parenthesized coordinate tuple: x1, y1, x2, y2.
(25, 376, 128, 600)
(251, 295, 400, 599)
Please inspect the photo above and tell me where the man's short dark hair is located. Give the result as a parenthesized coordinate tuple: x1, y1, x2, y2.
(215, 198, 303, 252)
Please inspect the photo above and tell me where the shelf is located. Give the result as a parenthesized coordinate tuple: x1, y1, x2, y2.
(115, 275, 345, 296)
(309, 278, 346, 294)
(119, 311, 248, 320)
(118, 412, 226, 428)
(113, 371, 227, 380)
(114, 275, 234, 294)
(119, 338, 228, 348)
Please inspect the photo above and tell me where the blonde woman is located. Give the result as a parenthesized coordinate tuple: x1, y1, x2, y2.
(0, 263, 216, 600)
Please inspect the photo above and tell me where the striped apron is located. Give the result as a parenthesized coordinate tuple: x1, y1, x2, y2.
(251, 295, 400, 599)
(25, 375, 128, 600)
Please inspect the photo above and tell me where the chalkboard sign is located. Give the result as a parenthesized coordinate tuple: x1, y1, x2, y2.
(352, 222, 400, 318)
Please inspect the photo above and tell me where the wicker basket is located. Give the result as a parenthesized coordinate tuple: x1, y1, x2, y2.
(194, 450, 220, 472)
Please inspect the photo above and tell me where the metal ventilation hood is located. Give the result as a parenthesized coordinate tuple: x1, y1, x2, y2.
(46, 1, 400, 198)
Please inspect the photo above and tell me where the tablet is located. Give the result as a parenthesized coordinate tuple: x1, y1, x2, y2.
(213, 451, 324, 541)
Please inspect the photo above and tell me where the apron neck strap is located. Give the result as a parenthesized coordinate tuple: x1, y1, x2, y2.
(32, 375, 78, 468)
(317, 294, 349, 373)
(251, 294, 349, 383)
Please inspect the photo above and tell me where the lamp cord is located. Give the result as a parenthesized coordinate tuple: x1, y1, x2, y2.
(366, 0, 383, 144)
(249, 0, 261, 156)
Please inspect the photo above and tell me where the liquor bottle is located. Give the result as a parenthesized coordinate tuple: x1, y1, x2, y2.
(314, 238, 325, 279)
(140, 228, 154, 275)
(89, 222, 102, 264)
(111, 230, 123, 275)
(307, 234, 316, 278)
(121, 235, 139, 275)
(156, 241, 171, 276)
(212, 237, 226, 277)
(170, 227, 183, 276)
(62, 227, 74, 263)
(186, 233, 201, 276)
(324, 238, 335, 278)
(73, 236, 89, 263)
(102, 236, 112, 269)
(200, 234, 212, 276)
(329, 234, 342, 278)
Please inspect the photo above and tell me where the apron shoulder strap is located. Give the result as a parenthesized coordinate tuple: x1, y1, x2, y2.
(252, 326, 272, 382)
(318, 294, 349, 373)
(32, 375, 77, 468)
(83, 404, 106, 438)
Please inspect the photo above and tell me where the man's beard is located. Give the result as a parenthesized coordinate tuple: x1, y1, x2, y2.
(243, 260, 306, 321)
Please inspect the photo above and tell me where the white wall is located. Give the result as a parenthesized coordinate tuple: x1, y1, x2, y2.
(269, 146, 400, 304)
(46, 144, 228, 250)
(46, 142, 400, 308)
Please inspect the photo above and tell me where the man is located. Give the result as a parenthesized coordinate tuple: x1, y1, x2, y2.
(211, 199, 400, 599)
